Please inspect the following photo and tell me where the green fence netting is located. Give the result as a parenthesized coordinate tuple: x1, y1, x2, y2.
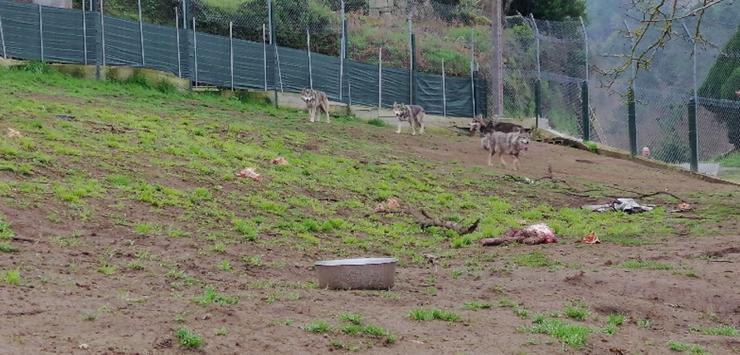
(0, 0, 486, 117)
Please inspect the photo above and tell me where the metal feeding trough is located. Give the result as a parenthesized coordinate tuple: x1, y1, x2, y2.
(314, 258, 397, 290)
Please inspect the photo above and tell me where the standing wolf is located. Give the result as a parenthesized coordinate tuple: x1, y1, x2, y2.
(300, 88, 330, 123)
(392, 102, 426, 135)
(469, 114, 526, 136)
(482, 129, 531, 171)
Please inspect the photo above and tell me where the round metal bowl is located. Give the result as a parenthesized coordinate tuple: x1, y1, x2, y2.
(314, 257, 397, 290)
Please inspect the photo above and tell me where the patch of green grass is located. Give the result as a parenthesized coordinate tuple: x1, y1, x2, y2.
(604, 313, 625, 335)
(513, 252, 561, 268)
(242, 255, 262, 267)
(409, 309, 461, 322)
(717, 152, 740, 167)
(0, 216, 14, 239)
(216, 260, 232, 272)
(212, 241, 227, 253)
(0, 242, 17, 253)
(620, 259, 674, 270)
(691, 325, 738, 337)
(2, 269, 21, 285)
(514, 307, 530, 319)
(666, 340, 708, 354)
(194, 285, 239, 306)
(134, 223, 157, 236)
(367, 118, 386, 127)
(233, 218, 258, 241)
(338, 313, 364, 325)
(464, 301, 492, 311)
(527, 315, 591, 348)
(498, 297, 518, 308)
(637, 318, 651, 329)
(97, 264, 117, 276)
(304, 320, 332, 333)
(584, 141, 598, 153)
(175, 327, 204, 349)
(53, 177, 104, 204)
(564, 300, 590, 321)
(215, 326, 229, 336)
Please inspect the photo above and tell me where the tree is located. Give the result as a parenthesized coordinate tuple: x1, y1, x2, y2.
(699, 27, 740, 100)
(600, 0, 730, 88)
(504, 0, 585, 21)
(699, 27, 740, 149)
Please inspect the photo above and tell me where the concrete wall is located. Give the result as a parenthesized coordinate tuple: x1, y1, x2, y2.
(17, 0, 73, 9)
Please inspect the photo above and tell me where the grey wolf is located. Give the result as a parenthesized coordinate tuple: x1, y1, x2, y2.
(392, 102, 425, 135)
(300, 88, 330, 123)
(470, 114, 527, 136)
(482, 129, 531, 170)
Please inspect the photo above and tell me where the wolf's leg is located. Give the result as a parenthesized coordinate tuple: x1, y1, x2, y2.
(410, 120, 416, 136)
(418, 114, 425, 135)
(499, 152, 508, 168)
(512, 156, 520, 171)
(488, 149, 494, 166)
(325, 107, 330, 123)
(309, 107, 315, 123)
(396, 122, 402, 134)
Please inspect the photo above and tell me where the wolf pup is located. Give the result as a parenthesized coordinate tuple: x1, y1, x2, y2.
(300, 88, 330, 123)
(392, 102, 426, 135)
(470, 114, 526, 136)
(483, 129, 531, 171)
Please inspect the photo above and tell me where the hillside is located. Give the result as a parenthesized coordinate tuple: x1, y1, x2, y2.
(0, 64, 739, 353)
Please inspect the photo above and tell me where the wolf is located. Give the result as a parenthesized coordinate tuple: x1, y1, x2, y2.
(300, 88, 330, 123)
(392, 102, 426, 135)
(482, 129, 531, 171)
(469, 114, 526, 136)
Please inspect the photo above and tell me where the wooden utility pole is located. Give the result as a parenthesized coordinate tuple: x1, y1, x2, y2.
(491, 0, 503, 117)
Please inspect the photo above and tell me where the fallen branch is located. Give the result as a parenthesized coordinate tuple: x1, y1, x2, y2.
(417, 209, 480, 235)
(12, 237, 36, 243)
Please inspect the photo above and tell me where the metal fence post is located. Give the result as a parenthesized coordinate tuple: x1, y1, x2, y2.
(137, 0, 145, 66)
(682, 22, 699, 170)
(38, 4, 44, 62)
(174, 7, 181, 78)
(229, 21, 234, 91)
(628, 86, 637, 156)
(306, 28, 313, 90)
(529, 14, 541, 81)
(470, 34, 476, 117)
(378, 47, 382, 115)
(0, 16, 6, 60)
(410, 33, 416, 105)
(182, 0, 188, 29)
(442, 59, 446, 117)
(82, 2, 88, 64)
(581, 80, 590, 141)
(339, 0, 345, 102)
(688, 98, 698, 172)
(192, 17, 197, 85)
(407, 11, 413, 104)
(100, 0, 106, 68)
(268, 0, 277, 107)
(579, 16, 589, 82)
(534, 79, 541, 129)
(262, 23, 267, 91)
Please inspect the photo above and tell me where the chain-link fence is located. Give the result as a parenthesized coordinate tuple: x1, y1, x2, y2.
(482, 1, 739, 176)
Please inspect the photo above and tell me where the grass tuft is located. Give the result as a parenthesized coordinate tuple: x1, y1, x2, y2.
(175, 327, 204, 349)
(527, 316, 590, 348)
(409, 309, 461, 322)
